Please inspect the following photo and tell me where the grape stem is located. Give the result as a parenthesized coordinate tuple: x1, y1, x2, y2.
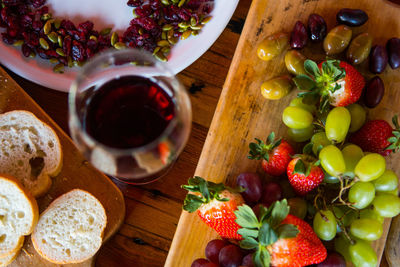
(331, 207, 355, 245)
(331, 175, 359, 207)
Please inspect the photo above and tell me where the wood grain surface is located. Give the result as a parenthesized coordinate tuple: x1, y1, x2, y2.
(166, 0, 400, 266)
(0, 67, 125, 267)
(0, 0, 397, 266)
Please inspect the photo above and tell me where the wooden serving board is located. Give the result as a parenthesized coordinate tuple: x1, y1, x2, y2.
(0, 66, 125, 267)
(166, 0, 400, 266)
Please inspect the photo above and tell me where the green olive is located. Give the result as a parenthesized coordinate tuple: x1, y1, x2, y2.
(346, 32, 373, 64)
(261, 75, 293, 100)
(257, 33, 289, 61)
(284, 50, 307, 75)
(323, 25, 352, 55)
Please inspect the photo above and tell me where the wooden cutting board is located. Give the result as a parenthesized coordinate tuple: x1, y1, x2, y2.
(0, 66, 125, 267)
(166, 0, 400, 266)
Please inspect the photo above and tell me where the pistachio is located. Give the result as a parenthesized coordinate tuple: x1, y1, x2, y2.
(39, 38, 49, 50)
(130, 61, 139, 65)
(58, 35, 63, 48)
(29, 52, 36, 58)
(192, 30, 199, 36)
(47, 32, 58, 43)
(54, 19, 61, 29)
(157, 40, 170, 47)
(178, 0, 186, 7)
(74, 60, 83, 67)
(41, 13, 52, 21)
(190, 25, 203, 30)
(114, 42, 126, 50)
(53, 63, 64, 73)
(167, 29, 174, 39)
(190, 17, 197, 27)
(100, 28, 112, 36)
(161, 31, 167, 40)
(12, 40, 24, 47)
(178, 28, 186, 33)
(132, 9, 138, 19)
(89, 35, 98, 42)
(161, 47, 170, 54)
(161, 0, 170, 4)
(56, 48, 65, 57)
(178, 22, 189, 29)
(168, 36, 178, 45)
(43, 20, 52, 35)
(154, 51, 167, 62)
(171, 0, 179, 3)
(162, 24, 173, 31)
(153, 47, 161, 55)
(49, 58, 59, 64)
(67, 56, 73, 68)
(111, 32, 119, 46)
(181, 30, 192, 40)
(138, 28, 144, 35)
(201, 16, 212, 24)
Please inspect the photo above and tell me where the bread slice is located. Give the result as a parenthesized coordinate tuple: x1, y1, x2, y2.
(31, 189, 107, 264)
(0, 174, 38, 259)
(0, 110, 63, 197)
(0, 247, 20, 267)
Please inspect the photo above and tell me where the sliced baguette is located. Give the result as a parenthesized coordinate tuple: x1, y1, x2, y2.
(0, 110, 62, 197)
(0, 247, 20, 267)
(0, 174, 38, 259)
(31, 189, 107, 264)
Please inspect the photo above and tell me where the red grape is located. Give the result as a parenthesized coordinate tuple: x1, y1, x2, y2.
(191, 258, 210, 267)
(252, 203, 267, 218)
(242, 253, 255, 266)
(317, 252, 346, 267)
(219, 244, 244, 267)
(205, 239, 229, 264)
(261, 182, 283, 206)
(236, 172, 262, 204)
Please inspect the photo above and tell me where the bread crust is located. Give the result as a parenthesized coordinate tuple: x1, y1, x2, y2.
(31, 189, 107, 264)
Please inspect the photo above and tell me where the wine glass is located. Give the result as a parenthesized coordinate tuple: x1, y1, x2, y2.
(69, 49, 191, 184)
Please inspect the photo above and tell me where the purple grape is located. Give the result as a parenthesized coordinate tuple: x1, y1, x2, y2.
(260, 182, 283, 207)
(316, 252, 346, 267)
(242, 253, 255, 267)
(219, 244, 244, 267)
(252, 203, 267, 218)
(203, 263, 219, 267)
(236, 172, 262, 205)
(191, 258, 210, 267)
(205, 239, 229, 264)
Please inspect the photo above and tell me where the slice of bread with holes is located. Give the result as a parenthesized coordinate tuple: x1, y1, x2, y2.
(0, 174, 39, 260)
(31, 189, 107, 264)
(0, 110, 62, 197)
(0, 247, 20, 267)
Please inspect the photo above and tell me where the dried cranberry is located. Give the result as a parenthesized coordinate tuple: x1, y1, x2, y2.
(37, 48, 50, 59)
(131, 17, 157, 30)
(29, 0, 46, 8)
(32, 20, 43, 31)
(45, 49, 58, 58)
(127, 0, 143, 7)
(21, 44, 32, 57)
(20, 14, 33, 27)
(63, 36, 72, 56)
(1, 33, 15, 44)
(135, 4, 153, 17)
(2, 0, 21, 6)
(71, 40, 85, 62)
(60, 19, 76, 31)
(78, 20, 94, 33)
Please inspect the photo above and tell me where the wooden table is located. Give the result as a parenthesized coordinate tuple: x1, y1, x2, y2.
(0, 0, 393, 266)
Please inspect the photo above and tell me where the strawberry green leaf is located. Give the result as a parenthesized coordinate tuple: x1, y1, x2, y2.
(392, 115, 399, 129)
(254, 247, 270, 267)
(303, 143, 313, 155)
(321, 60, 345, 82)
(393, 131, 400, 138)
(182, 194, 204, 212)
(269, 199, 290, 228)
(239, 236, 259, 250)
(316, 144, 324, 156)
(388, 137, 397, 143)
(267, 132, 275, 144)
(293, 159, 306, 175)
(235, 205, 260, 229)
(277, 224, 299, 239)
(305, 164, 312, 177)
(258, 222, 278, 246)
(238, 228, 259, 239)
(198, 178, 210, 202)
(314, 159, 321, 166)
(293, 74, 316, 91)
(304, 59, 321, 77)
(258, 205, 271, 223)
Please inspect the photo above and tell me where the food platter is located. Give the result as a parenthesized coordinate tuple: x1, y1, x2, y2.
(166, 0, 400, 266)
(0, 0, 239, 92)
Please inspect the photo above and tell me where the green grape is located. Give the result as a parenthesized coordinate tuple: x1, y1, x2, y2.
(377, 188, 399, 196)
(325, 107, 351, 143)
(319, 145, 346, 177)
(348, 181, 375, 209)
(372, 194, 400, 218)
(372, 170, 399, 192)
(346, 103, 366, 133)
(332, 206, 357, 227)
(359, 209, 384, 224)
(287, 125, 314, 142)
(288, 197, 307, 219)
(313, 209, 337, 241)
(349, 239, 378, 267)
(342, 144, 364, 174)
(323, 171, 339, 183)
(354, 153, 386, 182)
(289, 97, 317, 113)
(334, 234, 352, 262)
(282, 106, 313, 129)
(311, 132, 331, 156)
(350, 218, 383, 241)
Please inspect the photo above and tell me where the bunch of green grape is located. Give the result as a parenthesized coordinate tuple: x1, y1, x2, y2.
(282, 100, 400, 267)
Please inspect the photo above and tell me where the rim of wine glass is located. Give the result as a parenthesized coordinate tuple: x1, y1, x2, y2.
(68, 48, 191, 155)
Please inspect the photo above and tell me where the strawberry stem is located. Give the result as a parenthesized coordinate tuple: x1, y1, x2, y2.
(248, 132, 282, 162)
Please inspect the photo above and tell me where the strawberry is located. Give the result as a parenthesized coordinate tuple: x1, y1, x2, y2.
(294, 59, 365, 112)
(248, 132, 294, 176)
(235, 199, 327, 267)
(182, 176, 244, 240)
(350, 115, 400, 156)
(287, 156, 324, 195)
